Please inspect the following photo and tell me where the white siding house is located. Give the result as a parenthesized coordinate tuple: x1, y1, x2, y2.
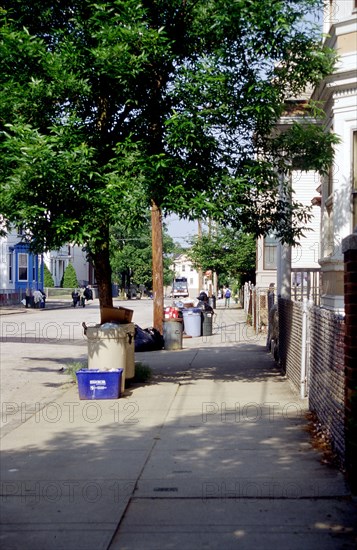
(255, 171, 322, 292)
(312, 0, 357, 312)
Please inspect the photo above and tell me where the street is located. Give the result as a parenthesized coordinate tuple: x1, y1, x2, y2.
(0, 299, 154, 435)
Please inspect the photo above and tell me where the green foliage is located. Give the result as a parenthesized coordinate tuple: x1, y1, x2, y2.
(61, 263, 79, 289)
(132, 362, 152, 384)
(188, 225, 256, 286)
(0, 0, 338, 287)
(63, 362, 87, 384)
(43, 263, 54, 287)
(110, 219, 175, 289)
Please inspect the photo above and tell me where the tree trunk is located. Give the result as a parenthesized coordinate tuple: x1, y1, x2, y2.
(91, 239, 113, 320)
(151, 200, 164, 334)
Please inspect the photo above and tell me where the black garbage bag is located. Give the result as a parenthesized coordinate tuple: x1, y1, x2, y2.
(134, 325, 164, 352)
(196, 300, 214, 313)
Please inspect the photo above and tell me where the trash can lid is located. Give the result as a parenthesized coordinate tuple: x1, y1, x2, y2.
(183, 307, 202, 315)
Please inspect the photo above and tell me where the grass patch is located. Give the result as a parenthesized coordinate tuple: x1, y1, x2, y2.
(133, 362, 152, 384)
(63, 361, 88, 383)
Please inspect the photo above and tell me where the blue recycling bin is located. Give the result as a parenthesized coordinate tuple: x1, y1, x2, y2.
(76, 368, 123, 400)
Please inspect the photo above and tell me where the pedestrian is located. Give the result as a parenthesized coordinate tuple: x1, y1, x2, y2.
(39, 289, 46, 308)
(84, 285, 93, 301)
(71, 289, 80, 307)
(33, 289, 43, 308)
(224, 287, 231, 308)
(25, 287, 32, 308)
(79, 287, 86, 307)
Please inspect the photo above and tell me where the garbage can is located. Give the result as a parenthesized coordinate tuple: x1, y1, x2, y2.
(163, 319, 183, 350)
(202, 310, 214, 336)
(183, 308, 202, 337)
(208, 296, 216, 309)
(84, 322, 134, 394)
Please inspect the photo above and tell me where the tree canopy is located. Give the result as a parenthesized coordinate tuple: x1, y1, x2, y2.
(0, 0, 337, 309)
(110, 220, 176, 289)
(188, 225, 256, 288)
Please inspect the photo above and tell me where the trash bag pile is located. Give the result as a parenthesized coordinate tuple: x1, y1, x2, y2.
(134, 325, 164, 352)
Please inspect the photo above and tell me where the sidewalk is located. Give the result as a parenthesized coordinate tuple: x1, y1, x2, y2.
(1, 306, 356, 549)
(0, 299, 72, 315)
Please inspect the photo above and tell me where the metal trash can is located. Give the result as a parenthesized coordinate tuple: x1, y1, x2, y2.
(208, 296, 216, 309)
(163, 319, 183, 350)
(202, 311, 214, 336)
(183, 308, 202, 337)
(84, 322, 135, 393)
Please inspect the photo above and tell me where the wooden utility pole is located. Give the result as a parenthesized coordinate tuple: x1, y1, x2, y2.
(197, 219, 204, 291)
(151, 200, 164, 334)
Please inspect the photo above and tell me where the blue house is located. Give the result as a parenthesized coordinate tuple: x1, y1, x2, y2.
(13, 243, 44, 292)
(0, 231, 44, 305)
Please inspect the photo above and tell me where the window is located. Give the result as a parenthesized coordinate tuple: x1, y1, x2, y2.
(18, 253, 28, 281)
(264, 234, 278, 270)
(8, 249, 13, 282)
(353, 131, 357, 229)
(32, 256, 37, 281)
(182, 264, 186, 272)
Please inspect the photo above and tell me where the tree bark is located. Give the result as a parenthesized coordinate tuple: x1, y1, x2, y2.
(91, 237, 113, 320)
(151, 200, 164, 334)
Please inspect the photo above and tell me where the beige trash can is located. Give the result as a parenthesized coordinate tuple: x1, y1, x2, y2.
(84, 323, 135, 394)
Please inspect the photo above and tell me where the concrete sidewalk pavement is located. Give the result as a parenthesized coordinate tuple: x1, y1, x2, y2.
(0, 306, 356, 549)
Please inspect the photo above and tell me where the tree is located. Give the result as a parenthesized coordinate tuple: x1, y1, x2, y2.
(0, 1, 337, 327)
(110, 220, 175, 290)
(43, 264, 54, 288)
(188, 226, 256, 288)
(61, 263, 79, 289)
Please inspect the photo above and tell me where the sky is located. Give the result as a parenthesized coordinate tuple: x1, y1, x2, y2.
(164, 214, 201, 246)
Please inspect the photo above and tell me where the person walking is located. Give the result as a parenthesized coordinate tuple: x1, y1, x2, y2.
(71, 289, 80, 307)
(224, 287, 231, 308)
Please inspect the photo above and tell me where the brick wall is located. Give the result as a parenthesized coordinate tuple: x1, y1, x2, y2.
(309, 307, 345, 460)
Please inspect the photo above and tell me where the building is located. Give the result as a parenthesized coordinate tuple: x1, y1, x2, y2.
(256, 170, 321, 294)
(170, 254, 213, 298)
(0, 222, 95, 305)
(43, 245, 95, 287)
(256, 0, 357, 312)
(0, 225, 44, 304)
(311, 0, 357, 312)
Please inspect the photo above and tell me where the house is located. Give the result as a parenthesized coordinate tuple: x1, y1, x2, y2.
(0, 225, 44, 304)
(170, 253, 214, 299)
(256, 0, 357, 313)
(43, 245, 95, 288)
(255, 169, 321, 297)
(0, 222, 95, 305)
(311, 0, 357, 313)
